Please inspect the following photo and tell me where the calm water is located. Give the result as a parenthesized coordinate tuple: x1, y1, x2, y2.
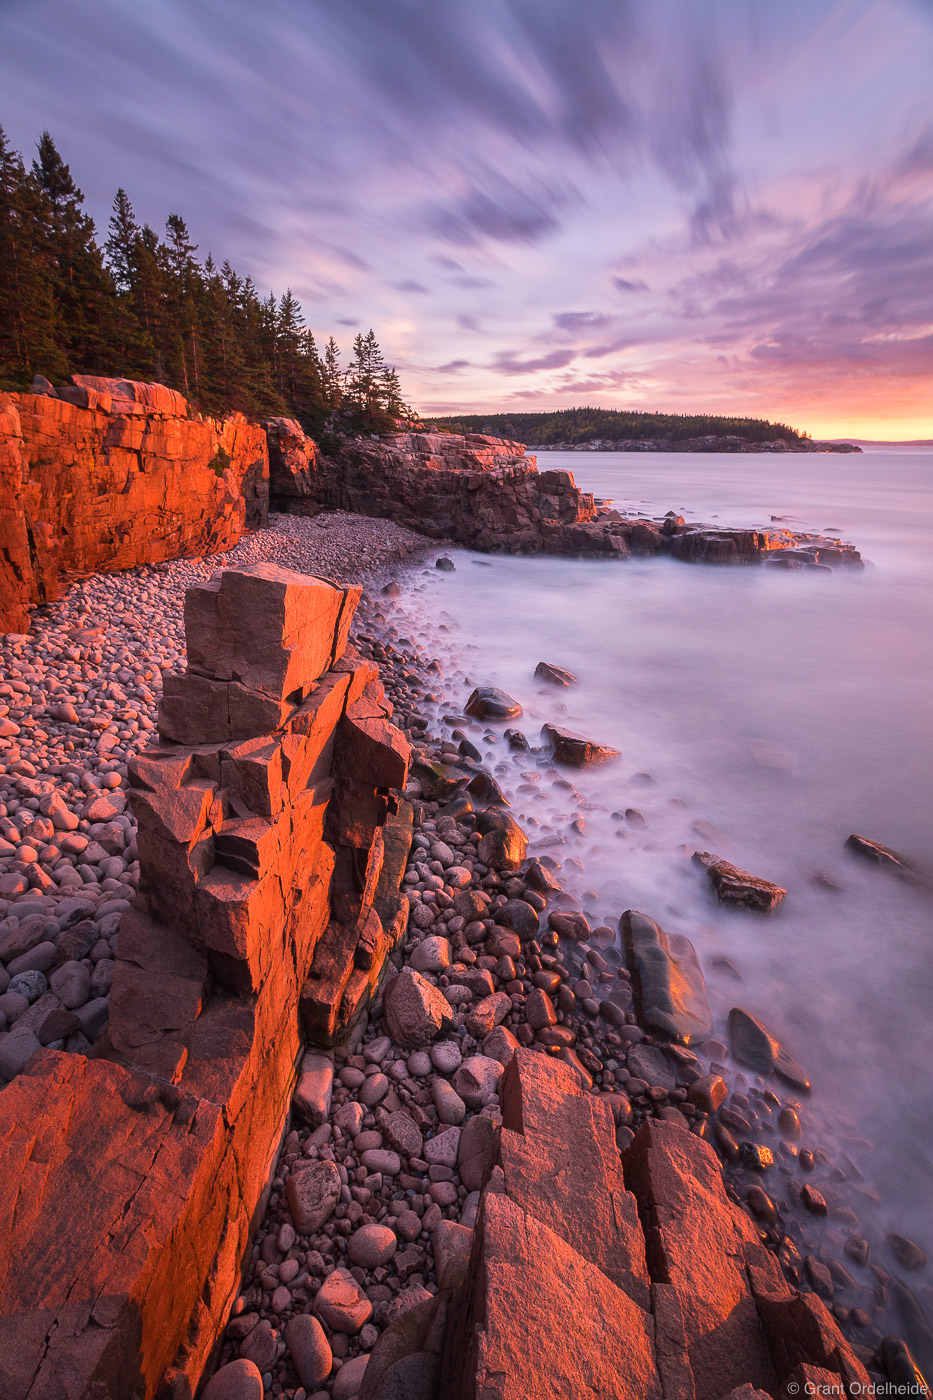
(392, 447, 933, 1348)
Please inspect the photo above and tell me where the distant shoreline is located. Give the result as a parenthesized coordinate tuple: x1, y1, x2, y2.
(525, 436, 862, 454)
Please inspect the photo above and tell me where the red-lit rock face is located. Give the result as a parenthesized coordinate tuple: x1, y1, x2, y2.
(0, 377, 269, 633)
(0, 564, 413, 1399)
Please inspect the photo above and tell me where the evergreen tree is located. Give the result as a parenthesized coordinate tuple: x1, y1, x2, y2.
(32, 131, 118, 373)
(0, 126, 410, 426)
(0, 126, 67, 387)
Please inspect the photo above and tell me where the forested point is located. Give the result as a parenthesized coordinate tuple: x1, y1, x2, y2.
(429, 407, 809, 444)
(0, 126, 407, 433)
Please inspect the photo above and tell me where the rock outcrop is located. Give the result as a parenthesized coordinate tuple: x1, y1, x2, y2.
(365, 1050, 874, 1400)
(0, 565, 411, 1398)
(274, 428, 632, 557)
(0, 376, 269, 634)
(269, 422, 865, 568)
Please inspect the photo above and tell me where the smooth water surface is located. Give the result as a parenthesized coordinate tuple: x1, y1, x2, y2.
(393, 447, 933, 1335)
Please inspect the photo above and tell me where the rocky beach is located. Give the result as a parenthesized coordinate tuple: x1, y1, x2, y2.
(1, 495, 927, 1400)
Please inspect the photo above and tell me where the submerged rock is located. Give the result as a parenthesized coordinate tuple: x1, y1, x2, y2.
(541, 722, 620, 768)
(534, 661, 577, 686)
(693, 851, 786, 913)
(728, 1007, 811, 1091)
(620, 910, 713, 1045)
(845, 833, 912, 871)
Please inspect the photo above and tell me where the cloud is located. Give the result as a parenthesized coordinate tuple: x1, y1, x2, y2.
(491, 348, 578, 375)
(613, 277, 649, 292)
(553, 311, 612, 332)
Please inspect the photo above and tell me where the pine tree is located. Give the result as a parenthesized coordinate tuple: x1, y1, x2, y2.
(0, 126, 66, 387)
(31, 132, 119, 373)
(162, 212, 201, 397)
(323, 336, 343, 411)
(1, 126, 411, 424)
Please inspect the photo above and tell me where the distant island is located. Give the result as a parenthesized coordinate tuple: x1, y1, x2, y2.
(428, 407, 861, 453)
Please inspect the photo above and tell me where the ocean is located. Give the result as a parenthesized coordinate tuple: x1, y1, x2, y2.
(391, 445, 933, 1353)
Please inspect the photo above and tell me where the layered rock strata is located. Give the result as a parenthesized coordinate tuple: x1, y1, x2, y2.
(0, 564, 412, 1399)
(0, 376, 269, 634)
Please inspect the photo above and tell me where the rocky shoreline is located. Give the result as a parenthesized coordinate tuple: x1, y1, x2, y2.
(205, 548, 928, 1398)
(0, 512, 927, 1400)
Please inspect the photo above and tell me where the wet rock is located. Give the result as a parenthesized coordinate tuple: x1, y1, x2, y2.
(621, 910, 712, 1045)
(887, 1234, 927, 1271)
(747, 1187, 777, 1223)
(286, 1160, 341, 1235)
(693, 852, 786, 913)
(525, 988, 557, 1031)
(383, 968, 453, 1048)
(464, 687, 522, 721)
(845, 833, 912, 871)
(540, 722, 620, 768)
(497, 899, 539, 940)
(728, 1007, 811, 1091)
(477, 822, 527, 872)
(547, 910, 589, 941)
(881, 1337, 929, 1392)
(627, 1043, 679, 1092)
(435, 556, 455, 571)
(523, 858, 560, 893)
(534, 661, 577, 686)
(688, 1074, 727, 1115)
(284, 1314, 332, 1390)
(801, 1185, 828, 1215)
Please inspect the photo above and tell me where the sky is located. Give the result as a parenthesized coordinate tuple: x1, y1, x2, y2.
(1, 0, 932, 438)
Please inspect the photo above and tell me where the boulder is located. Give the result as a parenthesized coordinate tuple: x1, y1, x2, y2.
(452, 1053, 505, 1107)
(202, 1359, 264, 1400)
(620, 910, 713, 1044)
(284, 1314, 332, 1391)
(844, 833, 912, 871)
(313, 1267, 373, 1334)
(728, 1008, 811, 1091)
(541, 723, 620, 768)
(383, 968, 453, 1048)
(534, 661, 577, 686)
(692, 852, 786, 913)
(286, 1160, 342, 1234)
(476, 823, 526, 868)
(465, 687, 523, 720)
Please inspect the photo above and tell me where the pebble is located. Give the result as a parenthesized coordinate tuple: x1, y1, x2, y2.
(347, 1224, 398, 1267)
(201, 1359, 264, 1400)
(283, 1315, 332, 1392)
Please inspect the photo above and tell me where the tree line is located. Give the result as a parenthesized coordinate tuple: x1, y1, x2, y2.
(0, 127, 408, 432)
(430, 407, 809, 445)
